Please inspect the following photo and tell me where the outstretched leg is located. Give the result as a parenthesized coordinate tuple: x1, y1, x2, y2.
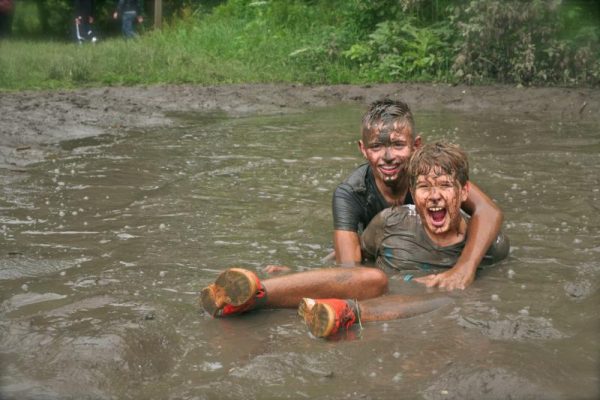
(300, 293, 453, 338)
(263, 266, 387, 307)
(199, 266, 388, 317)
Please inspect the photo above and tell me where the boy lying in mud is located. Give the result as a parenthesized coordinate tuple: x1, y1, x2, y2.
(199, 141, 510, 338)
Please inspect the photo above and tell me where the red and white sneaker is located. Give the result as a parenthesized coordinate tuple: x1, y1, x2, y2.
(299, 298, 357, 338)
(200, 268, 267, 317)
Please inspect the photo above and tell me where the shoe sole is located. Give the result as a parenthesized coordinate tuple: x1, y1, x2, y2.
(304, 302, 335, 338)
(297, 297, 315, 319)
(200, 268, 258, 316)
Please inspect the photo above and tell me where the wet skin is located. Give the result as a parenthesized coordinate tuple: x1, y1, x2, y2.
(261, 267, 389, 308)
(412, 171, 469, 247)
(358, 124, 420, 203)
(358, 293, 453, 322)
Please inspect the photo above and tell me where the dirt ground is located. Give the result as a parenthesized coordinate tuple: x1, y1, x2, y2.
(1, 83, 598, 167)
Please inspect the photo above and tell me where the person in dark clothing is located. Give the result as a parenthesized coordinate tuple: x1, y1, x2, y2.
(74, 0, 96, 43)
(113, 0, 144, 39)
(0, 0, 14, 38)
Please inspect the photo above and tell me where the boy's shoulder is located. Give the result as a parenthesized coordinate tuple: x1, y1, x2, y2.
(381, 204, 418, 223)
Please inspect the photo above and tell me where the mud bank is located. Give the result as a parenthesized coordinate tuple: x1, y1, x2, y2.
(1, 83, 599, 167)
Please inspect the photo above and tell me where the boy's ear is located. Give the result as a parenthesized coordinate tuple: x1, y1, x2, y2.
(358, 140, 368, 158)
(461, 181, 471, 202)
(413, 134, 422, 149)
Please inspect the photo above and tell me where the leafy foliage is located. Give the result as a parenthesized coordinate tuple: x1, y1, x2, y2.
(451, 0, 600, 85)
(343, 18, 453, 81)
(2, 0, 599, 88)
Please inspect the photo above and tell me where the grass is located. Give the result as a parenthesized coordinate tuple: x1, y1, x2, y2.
(4, 1, 596, 91)
(0, 15, 361, 91)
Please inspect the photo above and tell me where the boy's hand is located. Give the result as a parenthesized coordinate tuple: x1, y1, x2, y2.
(415, 266, 475, 291)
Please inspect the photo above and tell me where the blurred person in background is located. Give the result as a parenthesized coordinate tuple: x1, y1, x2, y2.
(74, 0, 97, 43)
(113, 0, 143, 39)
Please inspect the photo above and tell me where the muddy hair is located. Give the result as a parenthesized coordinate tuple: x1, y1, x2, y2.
(361, 98, 416, 141)
(408, 141, 469, 189)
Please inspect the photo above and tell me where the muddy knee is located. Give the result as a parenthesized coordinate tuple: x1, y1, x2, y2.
(360, 267, 388, 297)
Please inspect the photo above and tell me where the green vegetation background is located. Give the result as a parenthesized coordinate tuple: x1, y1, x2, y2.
(1, 0, 598, 90)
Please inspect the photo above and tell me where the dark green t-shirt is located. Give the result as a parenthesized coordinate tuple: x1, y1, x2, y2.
(332, 163, 413, 233)
(361, 205, 509, 272)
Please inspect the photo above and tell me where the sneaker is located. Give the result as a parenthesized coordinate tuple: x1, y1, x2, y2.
(200, 268, 266, 317)
(299, 298, 357, 338)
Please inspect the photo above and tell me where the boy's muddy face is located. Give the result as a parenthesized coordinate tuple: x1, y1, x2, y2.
(360, 126, 414, 187)
(413, 170, 468, 240)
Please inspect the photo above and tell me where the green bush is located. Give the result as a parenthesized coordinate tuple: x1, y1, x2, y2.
(451, 0, 600, 85)
(344, 18, 454, 82)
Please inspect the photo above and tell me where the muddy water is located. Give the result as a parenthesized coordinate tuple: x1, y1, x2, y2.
(1, 105, 598, 400)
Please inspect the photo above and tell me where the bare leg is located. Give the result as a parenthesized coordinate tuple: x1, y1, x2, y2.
(300, 293, 453, 337)
(200, 266, 389, 317)
(263, 267, 388, 308)
(357, 293, 453, 322)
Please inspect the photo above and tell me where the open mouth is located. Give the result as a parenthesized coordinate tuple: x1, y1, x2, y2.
(428, 206, 447, 227)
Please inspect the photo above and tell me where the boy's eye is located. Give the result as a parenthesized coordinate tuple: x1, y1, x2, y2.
(369, 143, 383, 150)
(438, 179, 456, 188)
(392, 142, 406, 149)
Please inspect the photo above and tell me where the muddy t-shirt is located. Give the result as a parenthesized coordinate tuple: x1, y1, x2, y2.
(361, 205, 509, 271)
(333, 163, 413, 233)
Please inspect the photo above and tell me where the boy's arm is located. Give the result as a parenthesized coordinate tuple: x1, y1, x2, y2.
(333, 230, 362, 265)
(415, 182, 503, 290)
(334, 208, 385, 266)
(332, 184, 364, 265)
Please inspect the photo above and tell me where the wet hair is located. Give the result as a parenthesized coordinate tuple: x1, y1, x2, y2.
(408, 141, 469, 189)
(361, 99, 416, 142)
